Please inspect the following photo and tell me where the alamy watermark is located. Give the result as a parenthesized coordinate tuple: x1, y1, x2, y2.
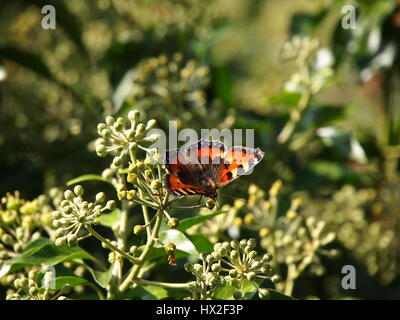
(41, 5, 56, 30)
(341, 265, 356, 290)
(341, 5, 357, 30)
(41, 265, 56, 290)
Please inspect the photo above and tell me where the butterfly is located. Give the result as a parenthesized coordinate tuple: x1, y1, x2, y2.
(163, 139, 265, 199)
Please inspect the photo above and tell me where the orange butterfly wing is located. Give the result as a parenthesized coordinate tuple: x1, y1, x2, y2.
(217, 146, 265, 186)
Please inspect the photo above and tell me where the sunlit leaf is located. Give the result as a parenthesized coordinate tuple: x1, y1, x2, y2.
(10, 238, 96, 267)
(87, 266, 113, 289)
(98, 209, 121, 228)
(158, 230, 198, 257)
(267, 91, 302, 107)
(177, 210, 227, 232)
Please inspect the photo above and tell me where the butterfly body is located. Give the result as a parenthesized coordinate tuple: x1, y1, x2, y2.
(164, 139, 264, 199)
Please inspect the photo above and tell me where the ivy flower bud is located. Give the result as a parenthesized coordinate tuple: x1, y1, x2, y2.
(127, 173, 138, 184)
(286, 210, 297, 220)
(74, 185, 84, 197)
(126, 190, 137, 201)
(184, 263, 193, 272)
(271, 275, 281, 283)
(29, 287, 38, 296)
(221, 242, 230, 251)
(28, 270, 38, 280)
(114, 117, 125, 131)
(2, 234, 14, 245)
(97, 123, 107, 132)
(248, 251, 258, 260)
(258, 288, 270, 299)
(127, 129, 136, 139)
(246, 272, 256, 281)
(230, 250, 239, 260)
(164, 242, 176, 255)
(247, 238, 256, 249)
(233, 291, 242, 300)
(230, 240, 240, 251)
(113, 156, 123, 167)
(95, 192, 106, 203)
(167, 218, 179, 229)
(135, 123, 145, 138)
(244, 213, 255, 224)
(146, 119, 157, 130)
(55, 236, 67, 247)
(96, 144, 107, 157)
(133, 225, 144, 236)
(231, 278, 240, 288)
(263, 253, 273, 263)
(100, 129, 111, 138)
(259, 227, 270, 238)
(150, 179, 162, 190)
(229, 269, 239, 278)
(64, 190, 74, 201)
(206, 198, 216, 210)
(269, 180, 282, 197)
(105, 200, 116, 210)
(105, 116, 115, 126)
(67, 234, 78, 247)
(261, 264, 271, 274)
(193, 264, 202, 273)
(128, 110, 140, 122)
(211, 263, 222, 272)
(250, 261, 261, 270)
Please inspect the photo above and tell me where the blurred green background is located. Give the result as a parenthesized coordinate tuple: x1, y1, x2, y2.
(1, 0, 400, 299)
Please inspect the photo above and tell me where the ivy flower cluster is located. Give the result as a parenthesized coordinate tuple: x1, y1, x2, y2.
(95, 110, 158, 160)
(52, 185, 116, 247)
(187, 201, 244, 243)
(0, 192, 53, 269)
(241, 181, 337, 295)
(131, 53, 210, 128)
(6, 269, 69, 300)
(184, 239, 278, 300)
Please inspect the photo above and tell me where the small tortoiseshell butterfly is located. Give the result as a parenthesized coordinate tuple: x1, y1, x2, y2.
(164, 139, 265, 199)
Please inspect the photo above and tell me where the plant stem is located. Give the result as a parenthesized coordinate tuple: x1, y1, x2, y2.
(118, 211, 163, 293)
(110, 200, 129, 289)
(277, 89, 311, 145)
(134, 278, 194, 289)
(284, 264, 297, 296)
(139, 189, 152, 239)
(86, 225, 139, 265)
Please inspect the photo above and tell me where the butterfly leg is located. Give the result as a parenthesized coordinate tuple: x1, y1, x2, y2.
(197, 195, 203, 206)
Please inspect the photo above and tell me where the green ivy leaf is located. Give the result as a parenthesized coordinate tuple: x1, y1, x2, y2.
(53, 276, 90, 290)
(267, 91, 302, 107)
(67, 174, 112, 186)
(126, 285, 169, 300)
(87, 266, 113, 289)
(98, 209, 121, 228)
(187, 234, 214, 253)
(10, 238, 96, 267)
(158, 230, 198, 257)
(177, 210, 227, 232)
(268, 289, 297, 300)
(213, 279, 256, 300)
